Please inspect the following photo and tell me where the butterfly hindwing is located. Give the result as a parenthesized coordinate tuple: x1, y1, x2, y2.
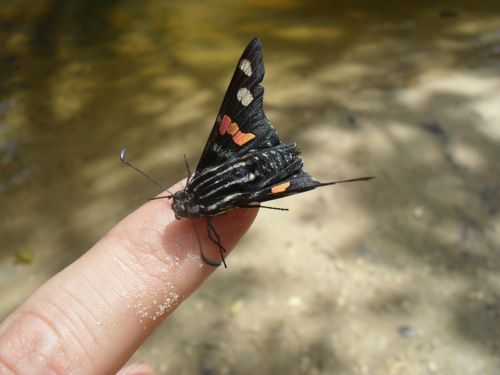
(246, 170, 322, 204)
(195, 37, 280, 173)
(247, 172, 374, 204)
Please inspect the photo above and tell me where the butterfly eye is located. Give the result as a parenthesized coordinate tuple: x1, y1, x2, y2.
(187, 205, 200, 217)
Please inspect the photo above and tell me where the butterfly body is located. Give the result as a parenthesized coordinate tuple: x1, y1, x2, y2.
(172, 142, 317, 218)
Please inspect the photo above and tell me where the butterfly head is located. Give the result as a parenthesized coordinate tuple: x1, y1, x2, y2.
(172, 190, 201, 219)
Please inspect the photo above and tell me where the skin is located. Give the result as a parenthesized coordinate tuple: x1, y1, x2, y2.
(0, 180, 258, 374)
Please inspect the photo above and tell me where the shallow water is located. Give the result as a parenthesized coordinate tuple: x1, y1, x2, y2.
(1, 1, 500, 374)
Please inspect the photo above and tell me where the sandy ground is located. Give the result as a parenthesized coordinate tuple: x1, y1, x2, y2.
(1, 2, 499, 374)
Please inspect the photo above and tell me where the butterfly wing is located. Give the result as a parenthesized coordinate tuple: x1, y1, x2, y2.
(245, 172, 375, 204)
(246, 170, 321, 203)
(195, 37, 280, 173)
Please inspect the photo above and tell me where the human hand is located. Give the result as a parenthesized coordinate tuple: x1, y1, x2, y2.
(0, 180, 257, 374)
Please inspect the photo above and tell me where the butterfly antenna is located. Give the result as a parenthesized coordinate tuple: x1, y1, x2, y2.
(120, 148, 174, 196)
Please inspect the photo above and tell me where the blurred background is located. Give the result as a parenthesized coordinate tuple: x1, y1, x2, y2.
(1, 1, 499, 374)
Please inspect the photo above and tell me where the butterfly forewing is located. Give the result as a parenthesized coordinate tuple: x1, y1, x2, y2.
(195, 37, 280, 173)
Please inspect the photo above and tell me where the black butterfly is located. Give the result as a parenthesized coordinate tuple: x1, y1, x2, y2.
(122, 37, 373, 267)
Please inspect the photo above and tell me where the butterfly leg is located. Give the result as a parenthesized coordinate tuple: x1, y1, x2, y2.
(190, 220, 221, 267)
(183, 154, 192, 184)
(240, 204, 289, 211)
(206, 217, 228, 268)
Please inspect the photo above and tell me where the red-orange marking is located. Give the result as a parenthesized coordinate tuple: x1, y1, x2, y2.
(219, 115, 231, 135)
(271, 181, 291, 194)
(227, 122, 239, 136)
(218, 114, 255, 146)
(233, 132, 255, 146)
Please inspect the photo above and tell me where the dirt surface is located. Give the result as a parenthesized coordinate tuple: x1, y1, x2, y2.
(1, 1, 499, 374)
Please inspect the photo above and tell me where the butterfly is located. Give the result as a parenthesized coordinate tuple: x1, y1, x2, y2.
(122, 37, 373, 268)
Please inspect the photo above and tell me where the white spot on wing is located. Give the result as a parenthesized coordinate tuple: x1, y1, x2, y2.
(237, 87, 254, 106)
(239, 58, 252, 76)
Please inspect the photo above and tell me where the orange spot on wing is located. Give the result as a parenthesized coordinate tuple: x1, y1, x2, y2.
(232, 132, 255, 146)
(218, 114, 256, 146)
(227, 122, 239, 136)
(219, 115, 231, 135)
(271, 181, 291, 194)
